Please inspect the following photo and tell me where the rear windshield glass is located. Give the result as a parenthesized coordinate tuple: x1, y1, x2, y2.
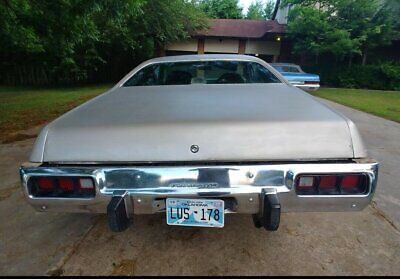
(273, 65, 301, 73)
(123, 60, 281, 86)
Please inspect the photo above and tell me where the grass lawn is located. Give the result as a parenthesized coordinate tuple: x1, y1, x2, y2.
(0, 85, 112, 142)
(310, 88, 400, 123)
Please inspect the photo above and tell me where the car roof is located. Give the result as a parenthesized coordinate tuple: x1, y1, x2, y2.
(144, 54, 266, 64)
(269, 63, 300, 67)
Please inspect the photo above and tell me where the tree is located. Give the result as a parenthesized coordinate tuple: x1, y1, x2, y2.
(333, 0, 398, 64)
(138, 0, 208, 53)
(0, 0, 43, 55)
(198, 0, 243, 19)
(0, 0, 208, 85)
(283, 0, 398, 65)
(382, 0, 400, 41)
(246, 1, 265, 19)
(264, 0, 276, 19)
(245, 0, 277, 20)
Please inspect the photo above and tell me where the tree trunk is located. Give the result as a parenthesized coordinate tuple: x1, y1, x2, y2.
(154, 40, 165, 57)
(271, 0, 281, 20)
(362, 50, 367, 66)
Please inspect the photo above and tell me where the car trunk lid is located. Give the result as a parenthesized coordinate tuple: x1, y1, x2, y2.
(39, 83, 354, 162)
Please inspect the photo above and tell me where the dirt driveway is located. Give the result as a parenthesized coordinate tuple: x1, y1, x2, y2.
(0, 100, 399, 276)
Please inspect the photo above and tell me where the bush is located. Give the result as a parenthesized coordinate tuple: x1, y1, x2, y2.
(302, 62, 400, 90)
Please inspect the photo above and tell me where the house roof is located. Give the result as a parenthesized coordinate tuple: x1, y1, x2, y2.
(196, 19, 286, 39)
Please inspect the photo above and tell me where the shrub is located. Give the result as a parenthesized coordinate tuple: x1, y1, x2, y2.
(302, 63, 400, 90)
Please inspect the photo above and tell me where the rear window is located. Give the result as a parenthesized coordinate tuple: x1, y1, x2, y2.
(123, 60, 281, 86)
(273, 65, 301, 73)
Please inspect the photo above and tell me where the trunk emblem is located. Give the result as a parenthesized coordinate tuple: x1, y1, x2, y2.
(190, 145, 199, 153)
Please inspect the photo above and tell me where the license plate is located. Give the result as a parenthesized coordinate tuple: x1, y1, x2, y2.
(166, 198, 224, 228)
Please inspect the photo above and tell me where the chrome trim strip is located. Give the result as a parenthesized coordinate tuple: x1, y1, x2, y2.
(294, 84, 320, 91)
(20, 162, 378, 214)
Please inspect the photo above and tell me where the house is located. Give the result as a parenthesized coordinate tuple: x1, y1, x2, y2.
(165, 18, 287, 63)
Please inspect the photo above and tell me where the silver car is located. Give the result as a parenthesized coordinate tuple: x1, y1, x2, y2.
(20, 54, 378, 232)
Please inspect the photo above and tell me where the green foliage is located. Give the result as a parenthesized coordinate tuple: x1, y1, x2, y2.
(384, 0, 400, 34)
(198, 0, 243, 19)
(0, 0, 43, 54)
(283, 0, 399, 63)
(334, 0, 398, 55)
(321, 29, 363, 57)
(245, 0, 276, 20)
(0, 0, 208, 85)
(264, 0, 275, 19)
(246, 1, 265, 19)
(303, 62, 400, 90)
(380, 63, 400, 90)
(286, 6, 331, 56)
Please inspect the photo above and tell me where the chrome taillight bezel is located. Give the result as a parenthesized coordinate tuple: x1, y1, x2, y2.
(295, 173, 369, 196)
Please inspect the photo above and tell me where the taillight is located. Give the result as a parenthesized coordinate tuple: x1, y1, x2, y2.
(58, 177, 74, 192)
(29, 176, 95, 198)
(78, 178, 94, 190)
(319, 176, 337, 191)
(296, 176, 315, 194)
(340, 175, 364, 194)
(295, 173, 368, 195)
(304, 81, 319, 85)
(341, 175, 359, 188)
(37, 177, 55, 191)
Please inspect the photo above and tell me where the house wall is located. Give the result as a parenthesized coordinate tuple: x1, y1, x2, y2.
(166, 38, 281, 56)
(204, 38, 239, 53)
(166, 39, 198, 52)
(245, 41, 281, 55)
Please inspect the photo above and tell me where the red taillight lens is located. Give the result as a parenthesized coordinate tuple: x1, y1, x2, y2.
(30, 176, 95, 198)
(319, 176, 337, 190)
(296, 174, 368, 195)
(340, 175, 365, 194)
(58, 177, 74, 192)
(304, 81, 319, 85)
(341, 175, 360, 188)
(37, 177, 54, 191)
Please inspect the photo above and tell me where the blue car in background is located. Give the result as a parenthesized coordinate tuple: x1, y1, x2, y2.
(270, 63, 320, 91)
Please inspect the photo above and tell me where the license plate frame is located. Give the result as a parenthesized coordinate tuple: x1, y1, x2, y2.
(166, 198, 224, 228)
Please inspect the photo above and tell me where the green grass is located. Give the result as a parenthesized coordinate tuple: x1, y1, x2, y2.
(310, 88, 400, 123)
(0, 85, 112, 141)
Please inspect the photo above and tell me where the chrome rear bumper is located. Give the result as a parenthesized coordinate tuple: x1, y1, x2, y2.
(20, 161, 379, 215)
(293, 84, 320, 91)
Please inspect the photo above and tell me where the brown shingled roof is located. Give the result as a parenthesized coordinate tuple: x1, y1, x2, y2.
(196, 19, 286, 38)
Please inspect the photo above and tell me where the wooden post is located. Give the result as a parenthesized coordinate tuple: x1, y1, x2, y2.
(238, 40, 246, 54)
(197, 38, 205, 54)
